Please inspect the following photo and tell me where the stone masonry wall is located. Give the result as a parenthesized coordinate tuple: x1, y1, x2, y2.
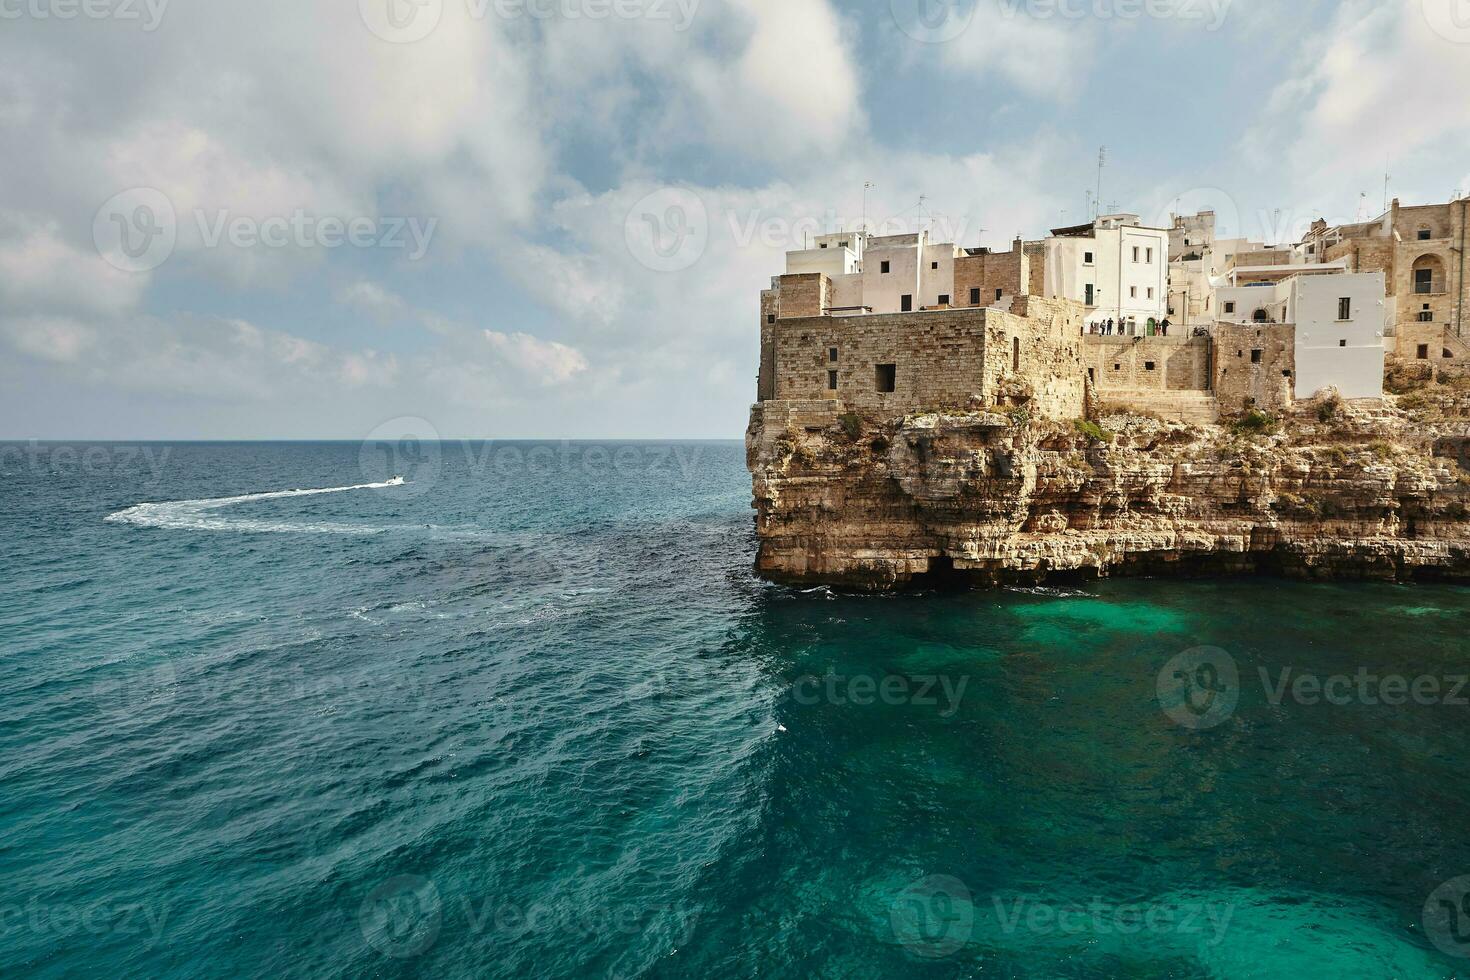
(1086, 336, 1211, 393)
(1215, 323, 1296, 413)
(776, 273, 830, 318)
(953, 246, 1026, 309)
(769, 303, 1086, 419)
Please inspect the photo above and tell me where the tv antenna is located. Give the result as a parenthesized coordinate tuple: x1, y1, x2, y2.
(1094, 146, 1107, 220)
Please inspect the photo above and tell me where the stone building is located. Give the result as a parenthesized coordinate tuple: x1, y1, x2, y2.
(1299, 196, 1470, 370)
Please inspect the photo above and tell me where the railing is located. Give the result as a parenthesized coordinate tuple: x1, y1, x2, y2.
(1414, 278, 1447, 295)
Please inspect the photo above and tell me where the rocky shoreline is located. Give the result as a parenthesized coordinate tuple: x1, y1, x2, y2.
(747, 379, 1470, 590)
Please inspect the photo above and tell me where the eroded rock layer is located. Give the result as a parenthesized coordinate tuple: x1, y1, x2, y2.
(747, 384, 1470, 589)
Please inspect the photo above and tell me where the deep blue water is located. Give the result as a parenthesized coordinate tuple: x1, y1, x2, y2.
(4, 440, 1470, 978)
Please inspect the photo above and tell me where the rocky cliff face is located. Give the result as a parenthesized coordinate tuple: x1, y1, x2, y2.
(747, 383, 1470, 589)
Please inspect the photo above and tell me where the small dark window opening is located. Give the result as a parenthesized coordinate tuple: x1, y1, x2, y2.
(880, 260, 891, 274)
(827, 370, 838, 391)
(1088, 368, 1095, 383)
(1224, 301, 1236, 314)
(1251, 349, 1263, 363)
(1338, 297, 1351, 320)
(1446, 349, 1455, 359)
(828, 347, 838, 362)
(766, 314, 775, 324)
(1145, 361, 1156, 371)
(1418, 344, 1430, 359)
(938, 294, 950, 306)
(995, 288, 1003, 301)
(969, 288, 981, 304)
(875, 364, 896, 393)
(1113, 363, 1121, 371)
(1253, 309, 1270, 323)
(1419, 229, 1432, 241)
(931, 261, 939, 270)
(1339, 339, 1347, 347)
(1282, 370, 1293, 378)
(1012, 336, 1021, 372)
(900, 294, 913, 312)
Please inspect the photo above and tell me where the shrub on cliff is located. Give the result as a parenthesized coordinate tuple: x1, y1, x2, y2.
(1072, 419, 1115, 444)
(1230, 410, 1278, 437)
(838, 413, 862, 441)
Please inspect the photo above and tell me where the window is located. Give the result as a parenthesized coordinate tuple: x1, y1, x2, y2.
(1251, 349, 1263, 364)
(1132, 246, 1140, 262)
(828, 347, 838, 362)
(1339, 339, 1347, 347)
(995, 288, 1003, 301)
(1419, 229, 1432, 241)
(1224, 301, 1236, 314)
(875, 364, 896, 393)
(766, 314, 775, 324)
(1415, 268, 1435, 293)
(1418, 344, 1430, 360)
(1420, 305, 1434, 322)
(1084, 251, 1094, 264)
(819, 243, 828, 249)
(1113, 363, 1121, 371)
(1085, 284, 1095, 305)
(938, 294, 950, 306)
(1012, 336, 1021, 371)
(900, 294, 913, 312)
(828, 370, 838, 391)
(970, 287, 981, 304)
(1147, 287, 1155, 299)
(880, 260, 891, 274)
(1145, 361, 1156, 371)
(838, 241, 848, 248)
(931, 261, 939, 270)
(1184, 238, 1191, 246)
(1253, 309, 1270, 323)
(1130, 286, 1138, 299)
(1146, 248, 1154, 263)
(1338, 297, 1351, 320)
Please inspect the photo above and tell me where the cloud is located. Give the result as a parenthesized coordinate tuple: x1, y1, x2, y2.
(0, 214, 147, 315)
(483, 331, 590, 385)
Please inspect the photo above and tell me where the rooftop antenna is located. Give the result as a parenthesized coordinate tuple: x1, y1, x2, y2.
(1383, 169, 1391, 215)
(918, 194, 929, 236)
(861, 180, 874, 236)
(1355, 192, 1368, 222)
(1094, 146, 1107, 220)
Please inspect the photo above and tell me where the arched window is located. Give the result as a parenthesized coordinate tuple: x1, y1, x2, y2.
(1252, 308, 1270, 323)
(1413, 254, 1446, 294)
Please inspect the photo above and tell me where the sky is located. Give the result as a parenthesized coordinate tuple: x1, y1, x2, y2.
(2, 0, 1469, 439)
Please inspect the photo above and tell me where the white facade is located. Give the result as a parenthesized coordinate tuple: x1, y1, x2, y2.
(1044, 214, 1169, 332)
(1218, 272, 1386, 400)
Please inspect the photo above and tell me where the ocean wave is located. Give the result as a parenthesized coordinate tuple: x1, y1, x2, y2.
(105, 478, 408, 534)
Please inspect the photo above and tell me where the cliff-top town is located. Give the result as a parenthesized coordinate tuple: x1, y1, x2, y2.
(748, 194, 1470, 588)
(757, 196, 1468, 424)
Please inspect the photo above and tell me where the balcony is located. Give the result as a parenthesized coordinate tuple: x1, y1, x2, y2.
(1414, 278, 1447, 295)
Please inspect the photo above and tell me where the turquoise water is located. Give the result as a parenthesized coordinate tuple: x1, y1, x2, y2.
(3, 440, 1470, 978)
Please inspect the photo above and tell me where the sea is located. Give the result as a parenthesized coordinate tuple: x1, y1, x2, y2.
(3, 439, 1470, 978)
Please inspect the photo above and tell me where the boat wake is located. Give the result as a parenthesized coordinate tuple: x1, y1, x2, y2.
(106, 478, 408, 534)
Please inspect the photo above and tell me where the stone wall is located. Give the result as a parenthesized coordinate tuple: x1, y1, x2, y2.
(768, 302, 1086, 419)
(1086, 335, 1211, 393)
(775, 273, 830, 318)
(1215, 323, 1296, 413)
(953, 244, 1026, 309)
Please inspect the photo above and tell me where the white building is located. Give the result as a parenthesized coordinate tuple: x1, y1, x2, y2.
(1044, 214, 1169, 334)
(1217, 272, 1386, 400)
(782, 229, 968, 315)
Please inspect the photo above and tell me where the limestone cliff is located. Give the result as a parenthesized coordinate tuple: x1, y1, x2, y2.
(746, 379, 1470, 589)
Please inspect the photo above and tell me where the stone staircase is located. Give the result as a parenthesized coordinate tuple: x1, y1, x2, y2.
(1096, 390, 1220, 424)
